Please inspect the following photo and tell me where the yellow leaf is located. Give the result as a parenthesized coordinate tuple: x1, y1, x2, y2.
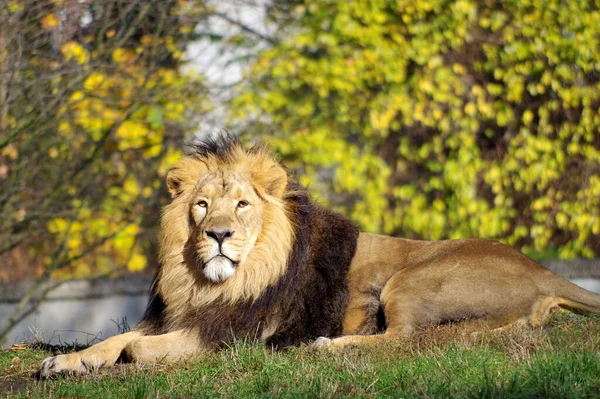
(67, 237, 81, 250)
(14, 209, 26, 222)
(142, 187, 153, 198)
(144, 144, 162, 158)
(555, 212, 568, 228)
(41, 13, 59, 29)
(158, 149, 182, 176)
(8, 1, 24, 13)
(464, 102, 477, 116)
(112, 48, 136, 64)
(68, 91, 85, 103)
(84, 72, 108, 91)
(127, 253, 147, 272)
(61, 41, 90, 65)
(1, 144, 18, 160)
(48, 218, 69, 234)
(123, 175, 140, 197)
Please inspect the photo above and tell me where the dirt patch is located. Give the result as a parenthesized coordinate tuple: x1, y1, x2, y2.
(0, 372, 38, 395)
(0, 358, 142, 396)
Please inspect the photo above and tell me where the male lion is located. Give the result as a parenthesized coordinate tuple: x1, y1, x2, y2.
(39, 135, 600, 376)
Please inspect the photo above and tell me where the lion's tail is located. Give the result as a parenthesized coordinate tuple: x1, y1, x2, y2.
(547, 275, 600, 314)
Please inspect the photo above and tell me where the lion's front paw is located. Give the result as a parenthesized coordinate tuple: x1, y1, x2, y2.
(311, 336, 333, 349)
(38, 353, 103, 378)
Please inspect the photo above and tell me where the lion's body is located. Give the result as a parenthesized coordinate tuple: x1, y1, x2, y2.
(39, 136, 600, 376)
(329, 232, 600, 348)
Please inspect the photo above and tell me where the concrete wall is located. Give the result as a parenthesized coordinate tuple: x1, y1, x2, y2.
(1, 259, 599, 347)
(1, 276, 152, 346)
(1, 294, 148, 346)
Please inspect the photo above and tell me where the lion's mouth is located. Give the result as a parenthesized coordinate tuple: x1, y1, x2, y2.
(208, 253, 239, 266)
(202, 254, 238, 283)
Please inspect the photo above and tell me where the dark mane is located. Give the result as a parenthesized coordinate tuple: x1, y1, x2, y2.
(139, 139, 359, 348)
(187, 132, 240, 160)
(188, 180, 314, 347)
(187, 133, 271, 164)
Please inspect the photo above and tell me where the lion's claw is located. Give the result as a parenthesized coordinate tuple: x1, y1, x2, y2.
(38, 356, 58, 378)
(38, 354, 93, 378)
(311, 336, 332, 349)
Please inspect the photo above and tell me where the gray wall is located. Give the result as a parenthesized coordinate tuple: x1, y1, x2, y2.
(1, 276, 152, 346)
(1, 294, 148, 346)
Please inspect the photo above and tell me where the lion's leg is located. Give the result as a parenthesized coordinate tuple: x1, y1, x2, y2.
(342, 306, 372, 335)
(315, 273, 422, 349)
(123, 329, 205, 364)
(313, 332, 402, 349)
(470, 297, 563, 336)
(321, 267, 493, 350)
(39, 331, 142, 377)
(528, 296, 565, 327)
(467, 318, 530, 339)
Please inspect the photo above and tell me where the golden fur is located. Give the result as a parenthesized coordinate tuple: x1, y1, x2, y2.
(38, 138, 600, 377)
(316, 233, 600, 348)
(157, 147, 294, 323)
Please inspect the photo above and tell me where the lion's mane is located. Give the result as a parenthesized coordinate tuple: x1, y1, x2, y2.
(137, 136, 359, 348)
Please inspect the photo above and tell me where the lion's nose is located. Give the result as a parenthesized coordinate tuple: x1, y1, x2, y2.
(206, 229, 234, 246)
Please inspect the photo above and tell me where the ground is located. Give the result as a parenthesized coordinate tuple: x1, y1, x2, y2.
(1, 313, 600, 398)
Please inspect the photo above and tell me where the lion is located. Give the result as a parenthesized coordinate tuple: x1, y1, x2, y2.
(39, 135, 600, 376)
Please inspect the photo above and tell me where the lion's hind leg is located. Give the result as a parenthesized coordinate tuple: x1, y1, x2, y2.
(38, 331, 142, 377)
(314, 273, 425, 350)
(480, 295, 582, 335)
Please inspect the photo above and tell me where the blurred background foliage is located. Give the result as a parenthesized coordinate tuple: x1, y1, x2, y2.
(0, 0, 209, 283)
(231, 0, 600, 260)
(1, 0, 599, 286)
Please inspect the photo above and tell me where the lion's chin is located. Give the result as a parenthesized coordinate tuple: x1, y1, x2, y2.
(203, 256, 235, 283)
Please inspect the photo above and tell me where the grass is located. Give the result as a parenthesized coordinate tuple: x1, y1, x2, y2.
(1, 313, 600, 398)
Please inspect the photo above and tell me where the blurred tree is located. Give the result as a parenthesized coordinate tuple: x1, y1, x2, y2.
(0, 0, 209, 340)
(231, 0, 600, 259)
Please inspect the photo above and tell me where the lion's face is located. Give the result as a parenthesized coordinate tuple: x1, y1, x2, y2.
(189, 173, 264, 282)
(162, 144, 291, 289)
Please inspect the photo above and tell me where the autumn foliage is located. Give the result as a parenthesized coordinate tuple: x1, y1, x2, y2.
(232, 0, 600, 259)
(0, 0, 208, 281)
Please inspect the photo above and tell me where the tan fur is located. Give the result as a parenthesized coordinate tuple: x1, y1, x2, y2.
(123, 329, 205, 364)
(39, 143, 600, 376)
(322, 232, 600, 349)
(38, 331, 142, 376)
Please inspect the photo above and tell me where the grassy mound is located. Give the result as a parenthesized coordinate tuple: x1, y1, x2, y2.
(2, 313, 600, 398)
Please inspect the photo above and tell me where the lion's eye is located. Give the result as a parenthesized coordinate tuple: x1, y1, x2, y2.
(197, 200, 208, 208)
(237, 200, 249, 209)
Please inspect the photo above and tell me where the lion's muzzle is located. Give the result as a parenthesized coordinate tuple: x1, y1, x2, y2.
(199, 227, 240, 282)
(203, 255, 236, 283)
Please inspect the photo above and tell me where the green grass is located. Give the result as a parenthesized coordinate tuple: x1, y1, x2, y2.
(2, 313, 600, 398)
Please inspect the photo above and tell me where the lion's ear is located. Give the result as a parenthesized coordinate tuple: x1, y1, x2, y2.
(166, 169, 183, 199)
(166, 159, 206, 199)
(253, 164, 287, 199)
(265, 167, 288, 198)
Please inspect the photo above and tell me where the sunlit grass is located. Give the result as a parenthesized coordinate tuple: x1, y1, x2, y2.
(2, 313, 599, 398)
